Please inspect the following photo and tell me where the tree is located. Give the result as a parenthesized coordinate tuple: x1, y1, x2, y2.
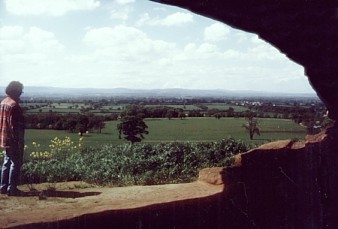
(178, 112, 185, 120)
(214, 113, 222, 119)
(88, 116, 105, 133)
(165, 109, 175, 120)
(242, 112, 260, 140)
(76, 114, 89, 136)
(64, 117, 77, 133)
(227, 107, 235, 117)
(117, 116, 149, 144)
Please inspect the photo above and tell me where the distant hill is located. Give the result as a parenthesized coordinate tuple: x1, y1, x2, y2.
(0, 86, 317, 99)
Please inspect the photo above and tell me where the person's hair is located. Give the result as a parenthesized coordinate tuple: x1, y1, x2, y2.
(5, 81, 24, 97)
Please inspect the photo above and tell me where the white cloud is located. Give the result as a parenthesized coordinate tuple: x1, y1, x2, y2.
(153, 7, 167, 12)
(1, 26, 64, 65)
(110, 7, 132, 20)
(109, 0, 134, 20)
(136, 13, 150, 27)
(160, 12, 193, 26)
(197, 43, 218, 54)
(115, 0, 135, 4)
(248, 43, 286, 61)
(5, 0, 100, 16)
(1, 25, 67, 87)
(0, 26, 24, 39)
(84, 25, 175, 52)
(59, 25, 208, 88)
(84, 26, 147, 48)
(2, 27, 307, 91)
(204, 22, 230, 42)
(0, 27, 26, 54)
(222, 49, 241, 59)
(137, 12, 193, 26)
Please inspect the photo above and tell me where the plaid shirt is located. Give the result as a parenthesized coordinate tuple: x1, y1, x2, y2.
(0, 96, 24, 148)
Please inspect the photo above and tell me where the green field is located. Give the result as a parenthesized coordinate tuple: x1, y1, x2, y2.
(24, 117, 307, 158)
(205, 104, 248, 111)
(145, 118, 306, 142)
(23, 102, 249, 114)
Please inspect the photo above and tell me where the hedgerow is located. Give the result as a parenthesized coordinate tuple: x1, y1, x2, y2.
(21, 137, 252, 186)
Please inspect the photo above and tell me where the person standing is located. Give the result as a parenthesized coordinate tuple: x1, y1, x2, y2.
(0, 81, 25, 196)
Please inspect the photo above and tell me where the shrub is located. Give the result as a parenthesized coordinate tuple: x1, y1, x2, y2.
(22, 136, 84, 184)
(22, 137, 252, 186)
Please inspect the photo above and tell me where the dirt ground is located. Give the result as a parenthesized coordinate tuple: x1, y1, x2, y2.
(0, 181, 223, 228)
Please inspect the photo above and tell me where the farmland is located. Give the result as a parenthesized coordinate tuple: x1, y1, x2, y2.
(24, 117, 307, 155)
(17, 93, 328, 186)
(20, 93, 328, 159)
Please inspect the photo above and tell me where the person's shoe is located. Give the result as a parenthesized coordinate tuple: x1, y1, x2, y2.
(7, 188, 23, 196)
(0, 189, 8, 195)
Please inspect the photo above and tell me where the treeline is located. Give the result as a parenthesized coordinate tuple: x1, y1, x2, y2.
(25, 113, 117, 134)
(120, 105, 185, 119)
(121, 102, 326, 118)
(121, 104, 254, 118)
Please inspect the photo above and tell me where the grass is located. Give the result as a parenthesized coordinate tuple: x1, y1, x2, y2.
(24, 117, 307, 158)
(144, 117, 306, 143)
(205, 104, 249, 112)
(145, 104, 202, 110)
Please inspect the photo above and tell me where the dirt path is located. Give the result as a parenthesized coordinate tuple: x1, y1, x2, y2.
(0, 181, 223, 228)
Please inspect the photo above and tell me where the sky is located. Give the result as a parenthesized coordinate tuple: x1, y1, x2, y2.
(0, 0, 316, 94)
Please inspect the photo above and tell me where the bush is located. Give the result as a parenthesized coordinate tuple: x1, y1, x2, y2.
(22, 138, 252, 186)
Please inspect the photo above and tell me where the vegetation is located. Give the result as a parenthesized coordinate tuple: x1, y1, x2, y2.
(21, 96, 328, 136)
(25, 113, 109, 133)
(21, 137, 251, 186)
(117, 116, 149, 144)
(16, 95, 332, 187)
(242, 112, 261, 140)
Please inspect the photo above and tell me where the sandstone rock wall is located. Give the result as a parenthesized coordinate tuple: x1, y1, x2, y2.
(199, 126, 338, 228)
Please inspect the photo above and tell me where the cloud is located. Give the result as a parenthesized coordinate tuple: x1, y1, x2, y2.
(0, 26, 25, 55)
(160, 12, 193, 26)
(1, 26, 67, 87)
(0, 26, 63, 57)
(204, 22, 230, 42)
(137, 12, 193, 26)
(110, 7, 133, 20)
(109, 0, 135, 20)
(5, 0, 100, 16)
(136, 13, 151, 27)
(248, 45, 283, 60)
(82, 25, 176, 64)
(115, 0, 135, 4)
(153, 7, 167, 12)
(0, 25, 64, 73)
